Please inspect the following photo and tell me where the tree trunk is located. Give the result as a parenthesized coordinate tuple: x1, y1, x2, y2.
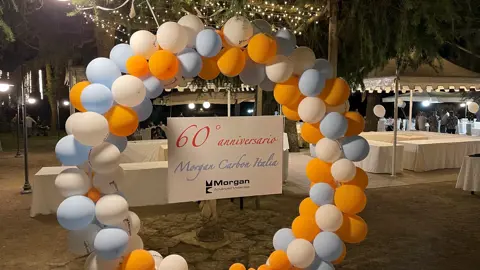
(365, 92, 381, 131)
(285, 119, 300, 152)
(94, 27, 115, 57)
(45, 64, 57, 133)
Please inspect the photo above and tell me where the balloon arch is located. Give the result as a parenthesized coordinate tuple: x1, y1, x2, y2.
(55, 14, 370, 270)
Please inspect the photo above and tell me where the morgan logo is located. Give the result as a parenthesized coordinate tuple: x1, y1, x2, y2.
(205, 179, 250, 194)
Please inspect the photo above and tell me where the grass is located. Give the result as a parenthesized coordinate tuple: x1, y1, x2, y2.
(0, 132, 62, 152)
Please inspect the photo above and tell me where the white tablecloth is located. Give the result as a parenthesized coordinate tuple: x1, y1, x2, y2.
(401, 138, 480, 172)
(354, 140, 404, 174)
(120, 140, 168, 163)
(456, 156, 480, 192)
(30, 162, 168, 217)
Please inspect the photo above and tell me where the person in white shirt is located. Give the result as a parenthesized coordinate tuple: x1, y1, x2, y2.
(25, 115, 36, 137)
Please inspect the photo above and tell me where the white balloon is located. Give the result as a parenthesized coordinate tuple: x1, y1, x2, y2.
(123, 234, 144, 255)
(149, 250, 164, 268)
(55, 168, 91, 197)
(84, 252, 120, 270)
(65, 112, 84, 135)
(89, 142, 121, 174)
(252, 19, 272, 35)
(315, 204, 343, 232)
(68, 224, 101, 255)
(468, 102, 479, 113)
(93, 166, 124, 194)
(331, 158, 357, 182)
(95, 194, 129, 226)
(265, 55, 294, 83)
(373, 105, 386, 118)
(111, 75, 146, 107)
(326, 101, 349, 114)
(315, 138, 342, 163)
(129, 30, 159, 59)
(223, 16, 253, 47)
(290, 47, 316, 75)
(286, 239, 316, 268)
(157, 22, 188, 53)
(298, 97, 326, 124)
(178, 15, 204, 48)
(72, 112, 109, 147)
(113, 211, 141, 236)
(158, 254, 188, 270)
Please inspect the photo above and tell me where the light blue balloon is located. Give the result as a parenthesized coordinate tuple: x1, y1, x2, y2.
(341, 136, 370, 162)
(55, 135, 92, 166)
(273, 228, 296, 251)
(299, 69, 327, 97)
(109, 44, 134, 73)
(86, 57, 122, 88)
(309, 183, 334, 206)
(57, 196, 95, 231)
(313, 232, 343, 262)
(308, 256, 335, 270)
(80, 84, 113, 114)
(239, 57, 265, 86)
(94, 228, 129, 260)
(313, 59, 333, 79)
(132, 97, 153, 122)
(177, 48, 203, 78)
(143, 76, 164, 99)
(196, 29, 222, 58)
(259, 76, 275, 92)
(105, 134, 128, 153)
(275, 29, 296, 56)
(320, 112, 348, 140)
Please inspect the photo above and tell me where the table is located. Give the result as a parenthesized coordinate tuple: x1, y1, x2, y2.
(30, 162, 169, 217)
(401, 138, 480, 172)
(354, 140, 404, 174)
(456, 155, 480, 193)
(120, 140, 168, 163)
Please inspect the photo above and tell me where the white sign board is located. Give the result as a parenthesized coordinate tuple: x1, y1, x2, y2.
(167, 116, 283, 203)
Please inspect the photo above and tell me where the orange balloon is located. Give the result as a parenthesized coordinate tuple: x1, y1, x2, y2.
(199, 56, 220, 80)
(269, 250, 291, 270)
(105, 105, 139, 136)
(334, 185, 367, 215)
(69, 81, 90, 112)
(332, 243, 346, 265)
(342, 167, 368, 189)
(274, 77, 302, 108)
(121, 249, 155, 270)
(148, 50, 179, 80)
(87, 187, 101, 203)
(126, 55, 150, 78)
(301, 123, 324, 144)
(299, 197, 318, 217)
(336, 214, 368, 243)
(291, 216, 320, 242)
(305, 158, 336, 189)
(217, 47, 246, 77)
(230, 263, 247, 270)
(258, 265, 271, 270)
(319, 78, 350, 106)
(282, 105, 300, 121)
(344, 111, 365, 136)
(247, 33, 277, 64)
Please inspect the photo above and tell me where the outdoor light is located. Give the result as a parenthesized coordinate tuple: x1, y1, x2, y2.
(63, 100, 70, 106)
(421, 100, 430, 107)
(27, 97, 36, 104)
(203, 101, 211, 109)
(0, 83, 11, 92)
(247, 108, 254, 114)
(188, 103, 195, 109)
(39, 70, 44, 100)
(460, 103, 466, 107)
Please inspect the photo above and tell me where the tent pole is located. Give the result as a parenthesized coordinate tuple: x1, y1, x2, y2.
(392, 61, 399, 177)
(227, 89, 231, 117)
(408, 90, 413, 130)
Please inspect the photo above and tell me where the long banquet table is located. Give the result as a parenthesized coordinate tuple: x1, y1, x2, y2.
(30, 162, 168, 217)
(354, 140, 404, 174)
(119, 140, 168, 163)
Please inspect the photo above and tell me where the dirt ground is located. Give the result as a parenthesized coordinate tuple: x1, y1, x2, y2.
(1, 134, 480, 270)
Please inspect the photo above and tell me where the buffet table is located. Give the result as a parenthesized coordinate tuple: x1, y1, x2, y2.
(119, 140, 168, 163)
(30, 162, 168, 217)
(456, 155, 480, 193)
(354, 140, 404, 174)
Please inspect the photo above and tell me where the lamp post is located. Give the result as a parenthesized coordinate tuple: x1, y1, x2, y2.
(21, 83, 32, 194)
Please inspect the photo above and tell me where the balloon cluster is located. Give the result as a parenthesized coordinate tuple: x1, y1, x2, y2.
(55, 13, 370, 270)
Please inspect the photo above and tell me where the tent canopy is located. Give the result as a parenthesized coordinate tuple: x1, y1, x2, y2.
(153, 91, 255, 106)
(358, 58, 480, 93)
(382, 92, 466, 103)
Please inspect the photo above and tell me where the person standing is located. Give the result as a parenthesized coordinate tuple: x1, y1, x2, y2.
(25, 114, 36, 137)
(440, 110, 449, 133)
(416, 111, 427, 131)
(446, 111, 458, 134)
(427, 111, 439, 132)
